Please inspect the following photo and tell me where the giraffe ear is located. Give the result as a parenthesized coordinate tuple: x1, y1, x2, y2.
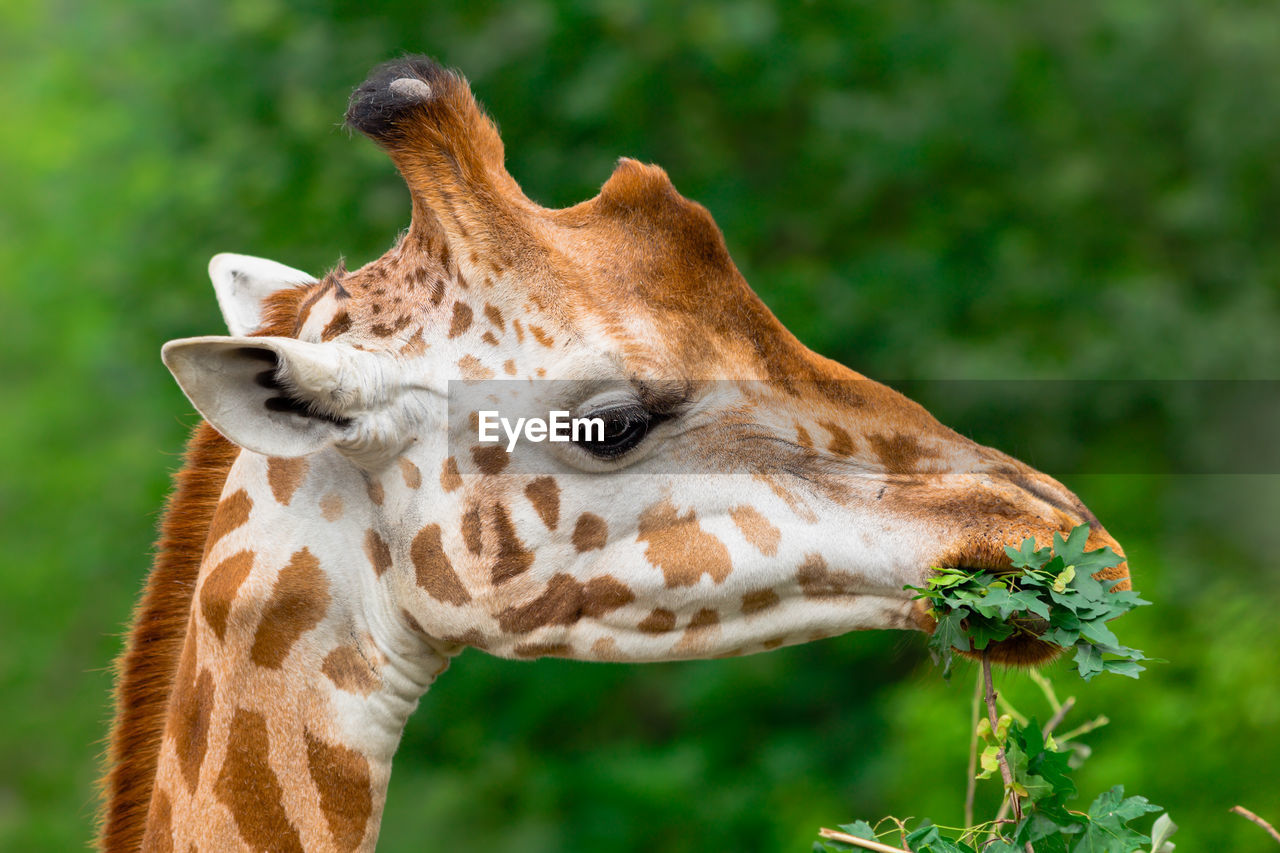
(162, 335, 387, 458)
(208, 253, 316, 336)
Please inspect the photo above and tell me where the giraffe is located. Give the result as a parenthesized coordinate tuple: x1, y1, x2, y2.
(100, 56, 1129, 852)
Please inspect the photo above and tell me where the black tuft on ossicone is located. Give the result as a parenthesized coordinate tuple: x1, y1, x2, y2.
(345, 54, 455, 141)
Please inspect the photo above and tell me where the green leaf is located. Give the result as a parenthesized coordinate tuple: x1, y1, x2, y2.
(966, 615, 1015, 650)
(1149, 812, 1178, 852)
(1053, 525, 1091, 567)
(1073, 643, 1106, 681)
(1071, 786, 1161, 853)
(836, 820, 877, 841)
(903, 824, 978, 852)
(1010, 590, 1052, 619)
(978, 744, 1001, 779)
(1006, 538, 1052, 570)
(1101, 659, 1146, 679)
(983, 842, 1022, 853)
(1078, 619, 1121, 649)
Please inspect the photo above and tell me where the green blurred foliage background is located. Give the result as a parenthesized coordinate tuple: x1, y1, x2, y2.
(1, 0, 1277, 849)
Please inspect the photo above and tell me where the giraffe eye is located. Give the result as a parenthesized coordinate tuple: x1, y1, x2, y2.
(575, 404, 654, 459)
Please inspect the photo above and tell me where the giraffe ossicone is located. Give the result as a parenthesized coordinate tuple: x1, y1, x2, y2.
(387, 77, 432, 101)
(102, 55, 1130, 852)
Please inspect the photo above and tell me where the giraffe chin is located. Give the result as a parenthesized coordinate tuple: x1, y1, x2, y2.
(958, 631, 1062, 667)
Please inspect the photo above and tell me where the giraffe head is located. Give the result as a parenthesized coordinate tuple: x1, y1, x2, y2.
(164, 57, 1127, 668)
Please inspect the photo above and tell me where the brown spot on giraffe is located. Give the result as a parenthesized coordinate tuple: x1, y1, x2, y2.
(447, 300, 473, 337)
(482, 302, 505, 330)
(795, 423, 813, 448)
(206, 489, 252, 549)
(321, 310, 352, 341)
(741, 588, 781, 614)
(320, 492, 344, 521)
(322, 645, 381, 696)
(496, 573, 634, 632)
(166, 633, 213, 794)
(591, 636, 624, 660)
(502, 358, 517, 375)
(795, 553, 860, 597)
(637, 499, 733, 587)
(674, 607, 722, 655)
(490, 502, 534, 584)
(572, 513, 608, 552)
(214, 708, 303, 853)
(525, 476, 560, 530)
(266, 457, 308, 506)
(528, 324, 555, 347)
(729, 505, 780, 556)
(458, 354, 494, 379)
(440, 627, 486, 649)
(411, 524, 471, 605)
(460, 506, 483, 554)
(366, 477, 385, 506)
(481, 330, 499, 345)
(512, 317, 525, 343)
(694, 608, 723, 629)
(638, 608, 677, 633)
(249, 548, 331, 669)
(867, 431, 938, 475)
(398, 457, 422, 489)
(440, 457, 462, 492)
(364, 529, 392, 577)
(820, 421, 855, 456)
(199, 549, 254, 641)
(305, 729, 374, 852)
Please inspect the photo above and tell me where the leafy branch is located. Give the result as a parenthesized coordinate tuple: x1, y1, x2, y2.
(907, 525, 1150, 681)
(815, 525, 1171, 853)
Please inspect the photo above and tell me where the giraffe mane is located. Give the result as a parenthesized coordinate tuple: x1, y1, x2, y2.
(97, 283, 312, 851)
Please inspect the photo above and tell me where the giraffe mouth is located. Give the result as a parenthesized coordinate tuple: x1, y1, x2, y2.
(911, 591, 1061, 667)
(912, 549, 1062, 667)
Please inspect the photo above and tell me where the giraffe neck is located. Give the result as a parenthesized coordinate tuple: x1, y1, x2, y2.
(139, 449, 453, 852)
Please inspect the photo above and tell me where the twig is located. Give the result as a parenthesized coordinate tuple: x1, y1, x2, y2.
(1232, 806, 1280, 846)
(983, 653, 1034, 853)
(1028, 668, 1061, 713)
(818, 827, 912, 853)
(1042, 696, 1076, 738)
(1054, 714, 1109, 744)
(981, 652, 1024, 826)
(965, 667, 983, 829)
(888, 816, 911, 850)
(989, 697, 1097, 842)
